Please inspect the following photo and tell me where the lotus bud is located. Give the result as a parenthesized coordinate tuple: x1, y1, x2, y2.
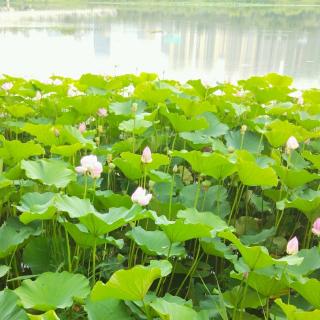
(108, 162, 115, 171)
(312, 218, 320, 236)
(51, 127, 60, 137)
(228, 146, 235, 153)
(131, 102, 138, 113)
(141, 146, 152, 164)
(97, 108, 107, 117)
(240, 125, 247, 135)
(78, 122, 86, 133)
(202, 180, 211, 192)
(172, 165, 178, 174)
(107, 154, 113, 163)
(286, 136, 299, 152)
(286, 236, 299, 255)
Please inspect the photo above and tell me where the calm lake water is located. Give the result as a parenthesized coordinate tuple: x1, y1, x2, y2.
(0, 4, 320, 87)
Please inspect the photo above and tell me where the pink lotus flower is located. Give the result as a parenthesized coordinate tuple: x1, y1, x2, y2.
(286, 236, 299, 255)
(141, 146, 152, 164)
(131, 187, 152, 206)
(286, 136, 299, 152)
(1, 82, 13, 91)
(97, 108, 107, 117)
(78, 122, 86, 133)
(312, 218, 320, 236)
(76, 155, 103, 179)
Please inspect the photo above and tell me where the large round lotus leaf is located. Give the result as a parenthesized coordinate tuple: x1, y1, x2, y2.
(21, 159, 76, 188)
(0, 217, 41, 258)
(0, 139, 44, 165)
(173, 150, 236, 180)
(291, 278, 320, 309)
(85, 298, 132, 320)
(275, 299, 320, 320)
(28, 310, 60, 320)
(14, 272, 90, 311)
(0, 289, 28, 320)
(91, 265, 161, 301)
(150, 298, 201, 320)
(126, 226, 186, 258)
(16, 192, 57, 224)
(55, 194, 97, 218)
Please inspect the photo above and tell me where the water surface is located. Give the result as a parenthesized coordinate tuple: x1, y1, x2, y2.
(0, 4, 319, 87)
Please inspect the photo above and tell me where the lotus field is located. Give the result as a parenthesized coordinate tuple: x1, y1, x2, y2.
(1, 73, 320, 319)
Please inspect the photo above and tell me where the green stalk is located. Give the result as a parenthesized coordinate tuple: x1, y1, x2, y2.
(92, 239, 97, 285)
(64, 226, 72, 272)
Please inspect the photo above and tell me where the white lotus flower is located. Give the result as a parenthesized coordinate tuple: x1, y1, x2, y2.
(131, 187, 152, 206)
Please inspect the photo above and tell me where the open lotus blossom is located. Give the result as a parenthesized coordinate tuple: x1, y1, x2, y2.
(131, 187, 152, 206)
(312, 218, 320, 236)
(286, 136, 299, 152)
(78, 122, 86, 133)
(141, 146, 152, 164)
(286, 236, 299, 255)
(97, 108, 107, 117)
(289, 90, 304, 105)
(68, 84, 83, 97)
(1, 82, 13, 91)
(76, 155, 103, 179)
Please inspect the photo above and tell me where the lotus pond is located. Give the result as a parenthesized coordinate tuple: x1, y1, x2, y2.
(0, 73, 320, 319)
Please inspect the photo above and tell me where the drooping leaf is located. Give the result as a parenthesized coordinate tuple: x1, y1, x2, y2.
(15, 272, 90, 312)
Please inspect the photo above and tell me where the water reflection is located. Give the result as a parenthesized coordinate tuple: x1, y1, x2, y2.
(0, 5, 319, 87)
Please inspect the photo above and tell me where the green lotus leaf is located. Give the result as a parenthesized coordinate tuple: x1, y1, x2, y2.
(173, 150, 236, 180)
(28, 310, 60, 320)
(149, 260, 172, 277)
(55, 194, 97, 218)
(302, 150, 320, 169)
(157, 218, 212, 243)
(177, 208, 229, 235)
(287, 247, 320, 277)
(22, 124, 60, 146)
(94, 190, 132, 209)
(291, 278, 320, 309)
(114, 152, 169, 180)
(225, 130, 264, 153)
(274, 166, 319, 189)
(237, 160, 278, 187)
(275, 299, 320, 320)
(23, 236, 67, 274)
(50, 143, 83, 157)
(265, 120, 316, 148)
(62, 221, 123, 248)
(0, 289, 28, 320)
(15, 272, 90, 312)
(6, 103, 35, 118)
(85, 298, 132, 320)
(219, 231, 302, 270)
(17, 192, 57, 224)
(126, 226, 186, 257)
(160, 107, 208, 132)
(21, 159, 76, 188)
(0, 217, 41, 258)
(150, 298, 201, 320)
(277, 189, 320, 222)
(0, 139, 44, 164)
(119, 118, 152, 135)
(231, 268, 288, 297)
(79, 205, 149, 236)
(91, 265, 162, 301)
(0, 265, 9, 278)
